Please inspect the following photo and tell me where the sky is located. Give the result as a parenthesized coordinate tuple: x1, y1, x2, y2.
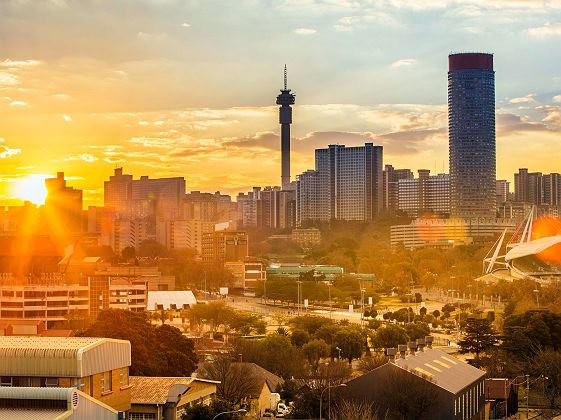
(1, 0, 561, 207)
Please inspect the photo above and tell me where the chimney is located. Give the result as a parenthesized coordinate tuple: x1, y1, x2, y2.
(408, 341, 416, 356)
(425, 335, 434, 349)
(398, 344, 407, 359)
(387, 348, 397, 363)
(416, 338, 425, 352)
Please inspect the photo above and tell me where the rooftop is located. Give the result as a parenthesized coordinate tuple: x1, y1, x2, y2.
(0, 337, 131, 377)
(130, 376, 219, 405)
(393, 347, 485, 394)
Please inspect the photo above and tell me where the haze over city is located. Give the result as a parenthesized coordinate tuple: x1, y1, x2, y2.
(1, 0, 561, 207)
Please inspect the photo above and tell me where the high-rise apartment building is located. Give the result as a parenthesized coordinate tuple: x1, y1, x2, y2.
(383, 165, 414, 213)
(448, 53, 496, 217)
(237, 187, 296, 229)
(496, 180, 510, 205)
(104, 168, 185, 220)
(296, 143, 383, 225)
(44, 172, 84, 233)
(514, 168, 561, 206)
(397, 170, 450, 217)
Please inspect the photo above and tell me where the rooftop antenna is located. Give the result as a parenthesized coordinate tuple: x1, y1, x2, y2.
(284, 64, 287, 90)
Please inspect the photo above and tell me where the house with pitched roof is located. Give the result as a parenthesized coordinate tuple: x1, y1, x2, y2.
(128, 376, 218, 420)
(345, 336, 486, 420)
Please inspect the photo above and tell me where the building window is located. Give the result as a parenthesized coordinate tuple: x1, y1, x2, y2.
(45, 377, 59, 387)
(102, 371, 112, 393)
(130, 413, 156, 420)
(120, 367, 129, 387)
(1, 377, 12, 386)
(90, 376, 94, 397)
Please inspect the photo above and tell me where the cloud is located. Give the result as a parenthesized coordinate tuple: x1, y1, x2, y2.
(525, 22, 561, 37)
(0, 145, 21, 159)
(181, 23, 191, 27)
(9, 101, 27, 106)
(509, 94, 536, 103)
(63, 153, 98, 162)
(497, 112, 553, 135)
(0, 72, 19, 87)
(554, 95, 561, 102)
(293, 28, 317, 35)
(0, 59, 41, 68)
(391, 58, 417, 68)
(536, 105, 561, 127)
(62, 114, 72, 121)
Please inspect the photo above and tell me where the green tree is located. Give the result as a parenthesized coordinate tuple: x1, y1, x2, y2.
(404, 322, 430, 341)
(302, 339, 330, 370)
(458, 318, 498, 364)
(334, 329, 364, 364)
(79, 309, 197, 376)
(372, 324, 408, 349)
(291, 329, 311, 347)
(181, 399, 242, 420)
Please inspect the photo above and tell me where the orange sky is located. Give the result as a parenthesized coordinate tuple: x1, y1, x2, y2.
(1, 0, 561, 208)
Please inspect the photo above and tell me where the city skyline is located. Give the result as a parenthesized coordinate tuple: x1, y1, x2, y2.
(1, 0, 561, 207)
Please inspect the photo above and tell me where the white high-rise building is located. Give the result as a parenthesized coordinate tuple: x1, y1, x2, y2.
(397, 171, 450, 218)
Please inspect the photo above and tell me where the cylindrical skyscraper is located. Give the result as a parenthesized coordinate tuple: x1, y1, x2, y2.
(277, 66, 295, 190)
(448, 53, 496, 218)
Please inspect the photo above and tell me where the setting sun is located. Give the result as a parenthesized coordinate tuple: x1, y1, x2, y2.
(12, 175, 49, 205)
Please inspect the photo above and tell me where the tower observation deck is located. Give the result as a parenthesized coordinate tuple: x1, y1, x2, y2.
(276, 65, 296, 190)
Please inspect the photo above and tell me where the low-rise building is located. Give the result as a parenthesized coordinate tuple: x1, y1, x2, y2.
(345, 337, 486, 420)
(390, 218, 516, 249)
(224, 258, 266, 291)
(147, 291, 197, 311)
(0, 386, 119, 419)
(129, 376, 218, 420)
(0, 336, 132, 414)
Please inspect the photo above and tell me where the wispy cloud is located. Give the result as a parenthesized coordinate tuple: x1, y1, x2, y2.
(64, 153, 98, 162)
(391, 58, 417, 68)
(554, 95, 561, 102)
(62, 114, 72, 121)
(181, 22, 191, 28)
(525, 22, 561, 37)
(509, 94, 536, 103)
(9, 101, 27, 106)
(293, 28, 317, 35)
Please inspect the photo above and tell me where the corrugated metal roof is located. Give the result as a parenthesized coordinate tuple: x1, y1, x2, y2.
(147, 291, 197, 310)
(0, 387, 75, 401)
(0, 408, 68, 420)
(0, 337, 131, 377)
(394, 348, 485, 394)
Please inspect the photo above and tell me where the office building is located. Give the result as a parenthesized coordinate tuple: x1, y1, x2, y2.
(296, 143, 383, 225)
(397, 170, 450, 217)
(44, 172, 84, 233)
(390, 217, 516, 249)
(448, 53, 496, 217)
(202, 231, 249, 264)
(496, 180, 510, 205)
(224, 257, 267, 290)
(383, 165, 414, 213)
(104, 168, 185, 220)
(0, 336, 132, 413)
(237, 187, 296, 229)
(514, 168, 561, 206)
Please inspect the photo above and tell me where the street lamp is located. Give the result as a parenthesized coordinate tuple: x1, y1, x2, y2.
(212, 408, 247, 420)
(335, 346, 342, 360)
(319, 384, 346, 420)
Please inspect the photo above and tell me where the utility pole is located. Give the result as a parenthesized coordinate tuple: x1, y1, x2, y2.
(360, 287, 365, 327)
(526, 374, 530, 419)
(328, 281, 332, 320)
(297, 280, 302, 316)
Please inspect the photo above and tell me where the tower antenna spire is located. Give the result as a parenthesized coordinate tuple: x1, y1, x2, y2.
(284, 64, 287, 90)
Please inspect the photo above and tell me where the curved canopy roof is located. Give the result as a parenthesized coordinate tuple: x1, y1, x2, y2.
(505, 235, 561, 262)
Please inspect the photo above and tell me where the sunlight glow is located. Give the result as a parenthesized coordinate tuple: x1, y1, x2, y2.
(12, 175, 49, 205)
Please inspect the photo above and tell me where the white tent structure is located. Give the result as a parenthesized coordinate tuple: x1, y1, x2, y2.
(147, 291, 197, 311)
